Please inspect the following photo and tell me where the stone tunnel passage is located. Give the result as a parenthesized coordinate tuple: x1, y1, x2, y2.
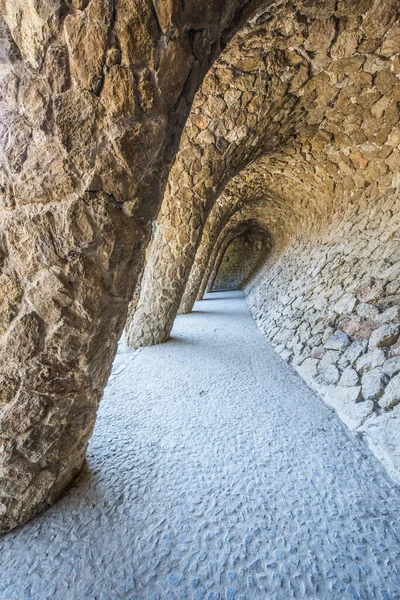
(211, 229, 269, 292)
(1, 0, 400, 537)
(1, 292, 399, 599)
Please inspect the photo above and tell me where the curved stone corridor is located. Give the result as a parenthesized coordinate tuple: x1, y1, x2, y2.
(1, 292, 399, 600)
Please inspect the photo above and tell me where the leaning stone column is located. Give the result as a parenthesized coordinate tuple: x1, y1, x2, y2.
(178, 195, 242, 314)
(197, 227, 235, 300)
(125, 178, 213, 348)
(207, 232, 237, 292)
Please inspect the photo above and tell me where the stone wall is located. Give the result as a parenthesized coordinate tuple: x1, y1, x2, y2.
(246, 188, 400, 482)
(213, 232, 267, 290)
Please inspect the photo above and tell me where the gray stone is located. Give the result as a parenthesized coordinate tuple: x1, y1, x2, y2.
(292, 348, 311, 366)
(311, 345, 326, 359)
(324, 330, 351, 351)
(333, 293, 357, 314)
(297, 357, 319, 380)
(322, 385, 369, 429)
(321, 326, 335, 344)
(356, 349, 386, 374)
(320, 349, 341, 367)
(361, 368, 387, 402)
(339, 368, 359, 387)
(318, 363, 340, 385)
(383, 357, 400, 378)
(356, 303, 380, 320)
(359, 403, 400, 482)
(369, 323, 400, 348)
(379, 374, 400, 410)
(338, 339, 368, 367)
(376, 306, 400, 324)
(280, 349, 293, 361)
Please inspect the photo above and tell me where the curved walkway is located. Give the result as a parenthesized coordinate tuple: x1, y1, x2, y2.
(1, 291, 400, 600)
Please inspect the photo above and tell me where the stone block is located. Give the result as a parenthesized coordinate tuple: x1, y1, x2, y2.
(379, 374, 400, 410)
(376, 306, 400, 324)
(321, 385, 371, 430)
(383, 357, 400, 377)
(356, 302, 380, 320)
(359, 403, 400, 483)
(333, 293, 358, 314)
(297, 357, 319, 381)
(361, 368, 388, 401)
(338, 339, 368, 367)
(324, 330, 351, 351)
(369, 323, 400, 348)
(318, 363, 340, 385)
(339, 368, 359, 387)
(356, 349, 386, 373)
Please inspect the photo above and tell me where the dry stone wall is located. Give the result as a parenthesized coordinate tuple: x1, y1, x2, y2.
(246, 188, 400, 481)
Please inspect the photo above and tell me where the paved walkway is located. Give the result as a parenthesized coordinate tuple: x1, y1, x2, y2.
(1, 291, 400, 600)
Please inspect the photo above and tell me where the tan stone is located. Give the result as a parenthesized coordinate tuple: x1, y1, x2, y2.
(2, 0, 400, 534)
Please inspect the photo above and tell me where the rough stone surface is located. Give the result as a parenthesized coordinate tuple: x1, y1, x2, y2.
(0, 0, 283, 530)
(1, 0, 400, 531)
(369, 323, 400, 348)
(126, 0, 400, 351)
(212, 230, 268, 291)
(356, 350, 387, 374)
(361, 369, 388, 402)
(1, 292, 400, 599)
(246, 187, 400, 478)
(383, 357, 400, 377)
(380, 374, 400, 410)
(325, 331, 351, 351)
(339, 368, 360, 387)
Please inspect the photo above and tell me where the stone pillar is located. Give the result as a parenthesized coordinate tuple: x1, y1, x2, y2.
(204, 217, 262, 293)
(207, 232, 237, 293)
(195, 226, 233, 299)
(0, 193, 151, 532)
(125, 182, 212, 348)
(212, 231, 268, 290)
(178, 195, 243, 314)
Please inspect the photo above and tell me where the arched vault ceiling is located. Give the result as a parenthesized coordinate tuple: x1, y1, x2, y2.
(169, 0, 400, 206)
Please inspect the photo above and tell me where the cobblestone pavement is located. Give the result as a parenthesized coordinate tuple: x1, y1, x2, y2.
(1, 292, 400, 600)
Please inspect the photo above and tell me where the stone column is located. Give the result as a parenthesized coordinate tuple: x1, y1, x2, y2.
(125, 179, 213, 348)
(207, 232, 238, 293)
(196, 223, 235, 300)
(178, 194, 243, 314)
(212, 231, 269, 290)
(204, 217, 263, 293)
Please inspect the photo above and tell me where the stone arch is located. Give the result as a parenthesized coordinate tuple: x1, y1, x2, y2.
(202, 198, 282, 294)
(178, 178, 269, 313)
(214, 230, 267, 291)
(204, 146, 400, 476)
(208, 220, 271, 292)
(127, 0, 400, 349)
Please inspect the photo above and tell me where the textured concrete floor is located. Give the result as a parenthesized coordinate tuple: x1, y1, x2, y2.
(1, 291, 400, 600)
